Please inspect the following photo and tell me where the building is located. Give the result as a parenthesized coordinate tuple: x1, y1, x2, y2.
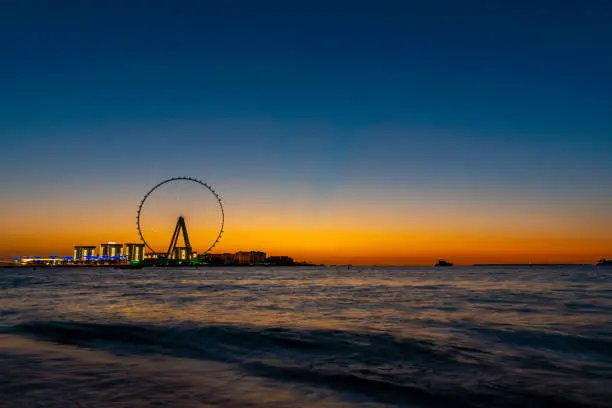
(234, 251, 250, 265)
(267, 256, 294, 266)
(74, 246, 97, 261)
(200, 253, 235, 265)
(15, 255, 66, 265)
(235, 251, 267, 265)
(123, 243, 145, 261)
(171, 246, 191, 260)
(144, 252, 167, 260)
(251, 251, 267, 264)
(100, 242, 123, 258)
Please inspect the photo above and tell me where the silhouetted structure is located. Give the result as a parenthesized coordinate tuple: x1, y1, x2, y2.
(435, 259, 454, 267)
(267, 256, 294, 266)
(167, 216, 192, 261)
(201, 253, 233, 265)
(235, 251, 267, 265)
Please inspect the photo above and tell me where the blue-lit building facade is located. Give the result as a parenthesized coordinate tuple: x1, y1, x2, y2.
(74, 246, 97, 260)
(11, 242, 148, 264)
(100, 242, 123, 258)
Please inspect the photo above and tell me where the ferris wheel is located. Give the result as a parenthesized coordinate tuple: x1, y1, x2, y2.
(136, 177, 224, 260)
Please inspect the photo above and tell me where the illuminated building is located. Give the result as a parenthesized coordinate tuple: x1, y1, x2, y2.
(144, 252, 167, 259)
(16, 256, 67, 265)
(74, 246, 97, 260)
(123, 243, 145, 261)
(100, 242, 123, 258)
(171, 246, 191, 260)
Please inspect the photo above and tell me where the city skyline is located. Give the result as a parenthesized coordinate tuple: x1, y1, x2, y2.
(2, 175, 611, 265)
(1, 2, 611, 265)
(12, 239, 303, 267)
(3, 202, 610, 266)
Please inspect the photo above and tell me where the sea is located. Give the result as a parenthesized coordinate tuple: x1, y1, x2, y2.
(0, 266, 611, 408)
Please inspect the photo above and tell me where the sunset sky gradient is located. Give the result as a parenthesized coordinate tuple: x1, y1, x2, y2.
(1, 1, 611, 264)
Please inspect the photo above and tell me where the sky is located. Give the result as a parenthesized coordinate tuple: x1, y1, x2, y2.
(1, 1, 611, 265)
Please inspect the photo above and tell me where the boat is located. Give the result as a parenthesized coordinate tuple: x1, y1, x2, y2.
(435, 259, 454, 267)
(596, 259, 612, 266)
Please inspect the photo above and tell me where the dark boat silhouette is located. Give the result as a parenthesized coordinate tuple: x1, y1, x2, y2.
(435, 259, 454, 267)
(596, 259, 612, 266)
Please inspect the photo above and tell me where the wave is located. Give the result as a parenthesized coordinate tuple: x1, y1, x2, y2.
(473, 326, 612, 358)
(14, 321, 454, 366)
(12, 321, 606, 407)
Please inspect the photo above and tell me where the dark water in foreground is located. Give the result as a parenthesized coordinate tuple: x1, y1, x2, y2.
(1, 266, 611, 407)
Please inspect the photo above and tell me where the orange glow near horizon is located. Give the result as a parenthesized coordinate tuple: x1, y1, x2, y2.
(1, 184, 611, 265)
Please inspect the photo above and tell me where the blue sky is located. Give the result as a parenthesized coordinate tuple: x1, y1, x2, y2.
(1, 0, 611, 201)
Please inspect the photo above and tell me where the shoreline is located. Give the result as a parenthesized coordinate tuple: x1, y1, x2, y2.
(1, 263, 322, 269)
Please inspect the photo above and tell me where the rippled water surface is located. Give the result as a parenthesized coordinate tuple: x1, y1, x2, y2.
(1, 266, 611, 407)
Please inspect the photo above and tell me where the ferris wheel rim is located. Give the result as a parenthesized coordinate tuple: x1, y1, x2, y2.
(136, 176, 224, 256)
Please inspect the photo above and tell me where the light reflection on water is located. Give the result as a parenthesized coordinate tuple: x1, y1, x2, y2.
(0, 266, 611, 407)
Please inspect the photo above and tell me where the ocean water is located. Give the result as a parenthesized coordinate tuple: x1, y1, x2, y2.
(0, 266, 611, 407)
